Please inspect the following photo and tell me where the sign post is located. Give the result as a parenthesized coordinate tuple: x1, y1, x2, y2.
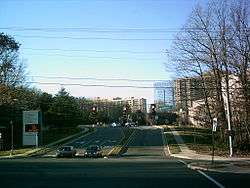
(212, 118, 217, 164)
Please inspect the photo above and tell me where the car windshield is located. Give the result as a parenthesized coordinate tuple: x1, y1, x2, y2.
(64, 147, 72, 151)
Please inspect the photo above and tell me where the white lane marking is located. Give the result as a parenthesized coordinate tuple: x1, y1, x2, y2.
(178, 159, 187, 165)
(197, 170, 225, 188)
(178, 160, 225, 188)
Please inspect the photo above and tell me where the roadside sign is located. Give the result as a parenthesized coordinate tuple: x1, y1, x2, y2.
(212, 118, 217, 132)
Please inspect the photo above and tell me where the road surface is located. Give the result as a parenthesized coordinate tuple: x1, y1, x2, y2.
(0, 126, 249, 188)
(43, 127, 124, 156)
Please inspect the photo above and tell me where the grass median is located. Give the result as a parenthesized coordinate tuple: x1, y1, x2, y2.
(42, 126, 83, 145)
(0, 148, 33, 156)
(164, 127, 181, 154)
(168, 125, 228, 156)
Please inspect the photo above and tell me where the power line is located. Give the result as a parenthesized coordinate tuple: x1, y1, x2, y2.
(22, 47, 165, 54)
(28, 81, 244, 90)
(14, 34, 175, 41)
(29, 75, 172, 83)
(28, 81, 173, 89)
(23, 53, 164, 60)
(0, 27, 204, 33)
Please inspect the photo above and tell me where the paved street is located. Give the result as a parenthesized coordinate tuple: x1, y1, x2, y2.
(43, 127, 124, 156)
(69, 127, 123, 149)
(122, 128, 165, 159)
(0, 158, 218, 188)
(0, 127, 249, 188)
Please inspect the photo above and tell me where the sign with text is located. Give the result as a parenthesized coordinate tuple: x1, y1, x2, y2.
(23, 110, 39, 125)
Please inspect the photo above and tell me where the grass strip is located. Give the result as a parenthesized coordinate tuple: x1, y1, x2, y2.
(0, 148, 33, 156)
(164, 127, 181, 154)
(42, 127, 83, 145)
(167, 125, 229, 156)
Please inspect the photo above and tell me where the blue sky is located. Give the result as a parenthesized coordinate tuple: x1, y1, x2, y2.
(0, 0, 207, 103)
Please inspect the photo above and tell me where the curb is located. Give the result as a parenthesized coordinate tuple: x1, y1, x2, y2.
(187, 162, 250, 174)
(161, 129, 172, 158)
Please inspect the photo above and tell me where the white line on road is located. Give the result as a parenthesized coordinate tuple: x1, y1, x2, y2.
(178, 160, 225, 188)
(197, 170, 225, 188)
(178, 159, 187, 165)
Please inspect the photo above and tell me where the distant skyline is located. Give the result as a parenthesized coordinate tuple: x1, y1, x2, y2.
(0, 0, 207, 103)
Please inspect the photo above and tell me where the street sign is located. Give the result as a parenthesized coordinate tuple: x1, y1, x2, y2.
(212, 118, 217, 132)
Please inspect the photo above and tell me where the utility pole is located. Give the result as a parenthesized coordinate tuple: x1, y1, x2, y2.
(225, 92, 233, 157)
(10, 120, 13, 156)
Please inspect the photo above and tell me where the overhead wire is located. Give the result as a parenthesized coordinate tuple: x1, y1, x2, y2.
(23, 52, 164, 60)
(27, 81, 173, 89)
(29, 75, 172, 83)
(13, 34, 176, 41)
(0, 27, 208, 33)
(22, 47, 165, 54)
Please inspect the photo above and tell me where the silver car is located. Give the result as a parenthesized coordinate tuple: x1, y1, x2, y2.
(56, 146, 77, 158)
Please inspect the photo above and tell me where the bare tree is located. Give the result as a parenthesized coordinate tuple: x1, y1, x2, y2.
(228, 0, 250, 145)
(169, 0, 250, 149)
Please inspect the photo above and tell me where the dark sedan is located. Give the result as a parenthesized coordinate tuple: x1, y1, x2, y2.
(56, 146, 77, 158)
(84, 145, 102, 158)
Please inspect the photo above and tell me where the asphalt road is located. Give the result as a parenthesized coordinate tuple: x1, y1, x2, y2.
(44, 127, 124, 156)
(69, 127, 123, 148)
(0, 158, 220, 188)
(122, 128, 165, 159)
(0, 126, 249, 188)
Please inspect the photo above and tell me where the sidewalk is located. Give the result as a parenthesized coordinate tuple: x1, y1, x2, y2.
(167, 126, 250, 174)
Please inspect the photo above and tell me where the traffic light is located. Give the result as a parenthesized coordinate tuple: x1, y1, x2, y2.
(89, 105, 98, 124)
(122, 106, 127, 126)
(151, 104, 156, 116)
(92, 106, 97, 113)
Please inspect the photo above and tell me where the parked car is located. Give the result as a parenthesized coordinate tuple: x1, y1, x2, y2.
(84, 145, 102, 158)
(56, 146, 77, 158)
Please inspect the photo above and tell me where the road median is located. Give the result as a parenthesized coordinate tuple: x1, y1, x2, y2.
(108, 128, 136, 157)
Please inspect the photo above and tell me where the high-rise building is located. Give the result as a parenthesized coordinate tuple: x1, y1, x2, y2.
(154, 81, 174, 112)
(112, 97, 147, 113)
(174, 77, 204, 111)
(125, 97, 147, 113)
